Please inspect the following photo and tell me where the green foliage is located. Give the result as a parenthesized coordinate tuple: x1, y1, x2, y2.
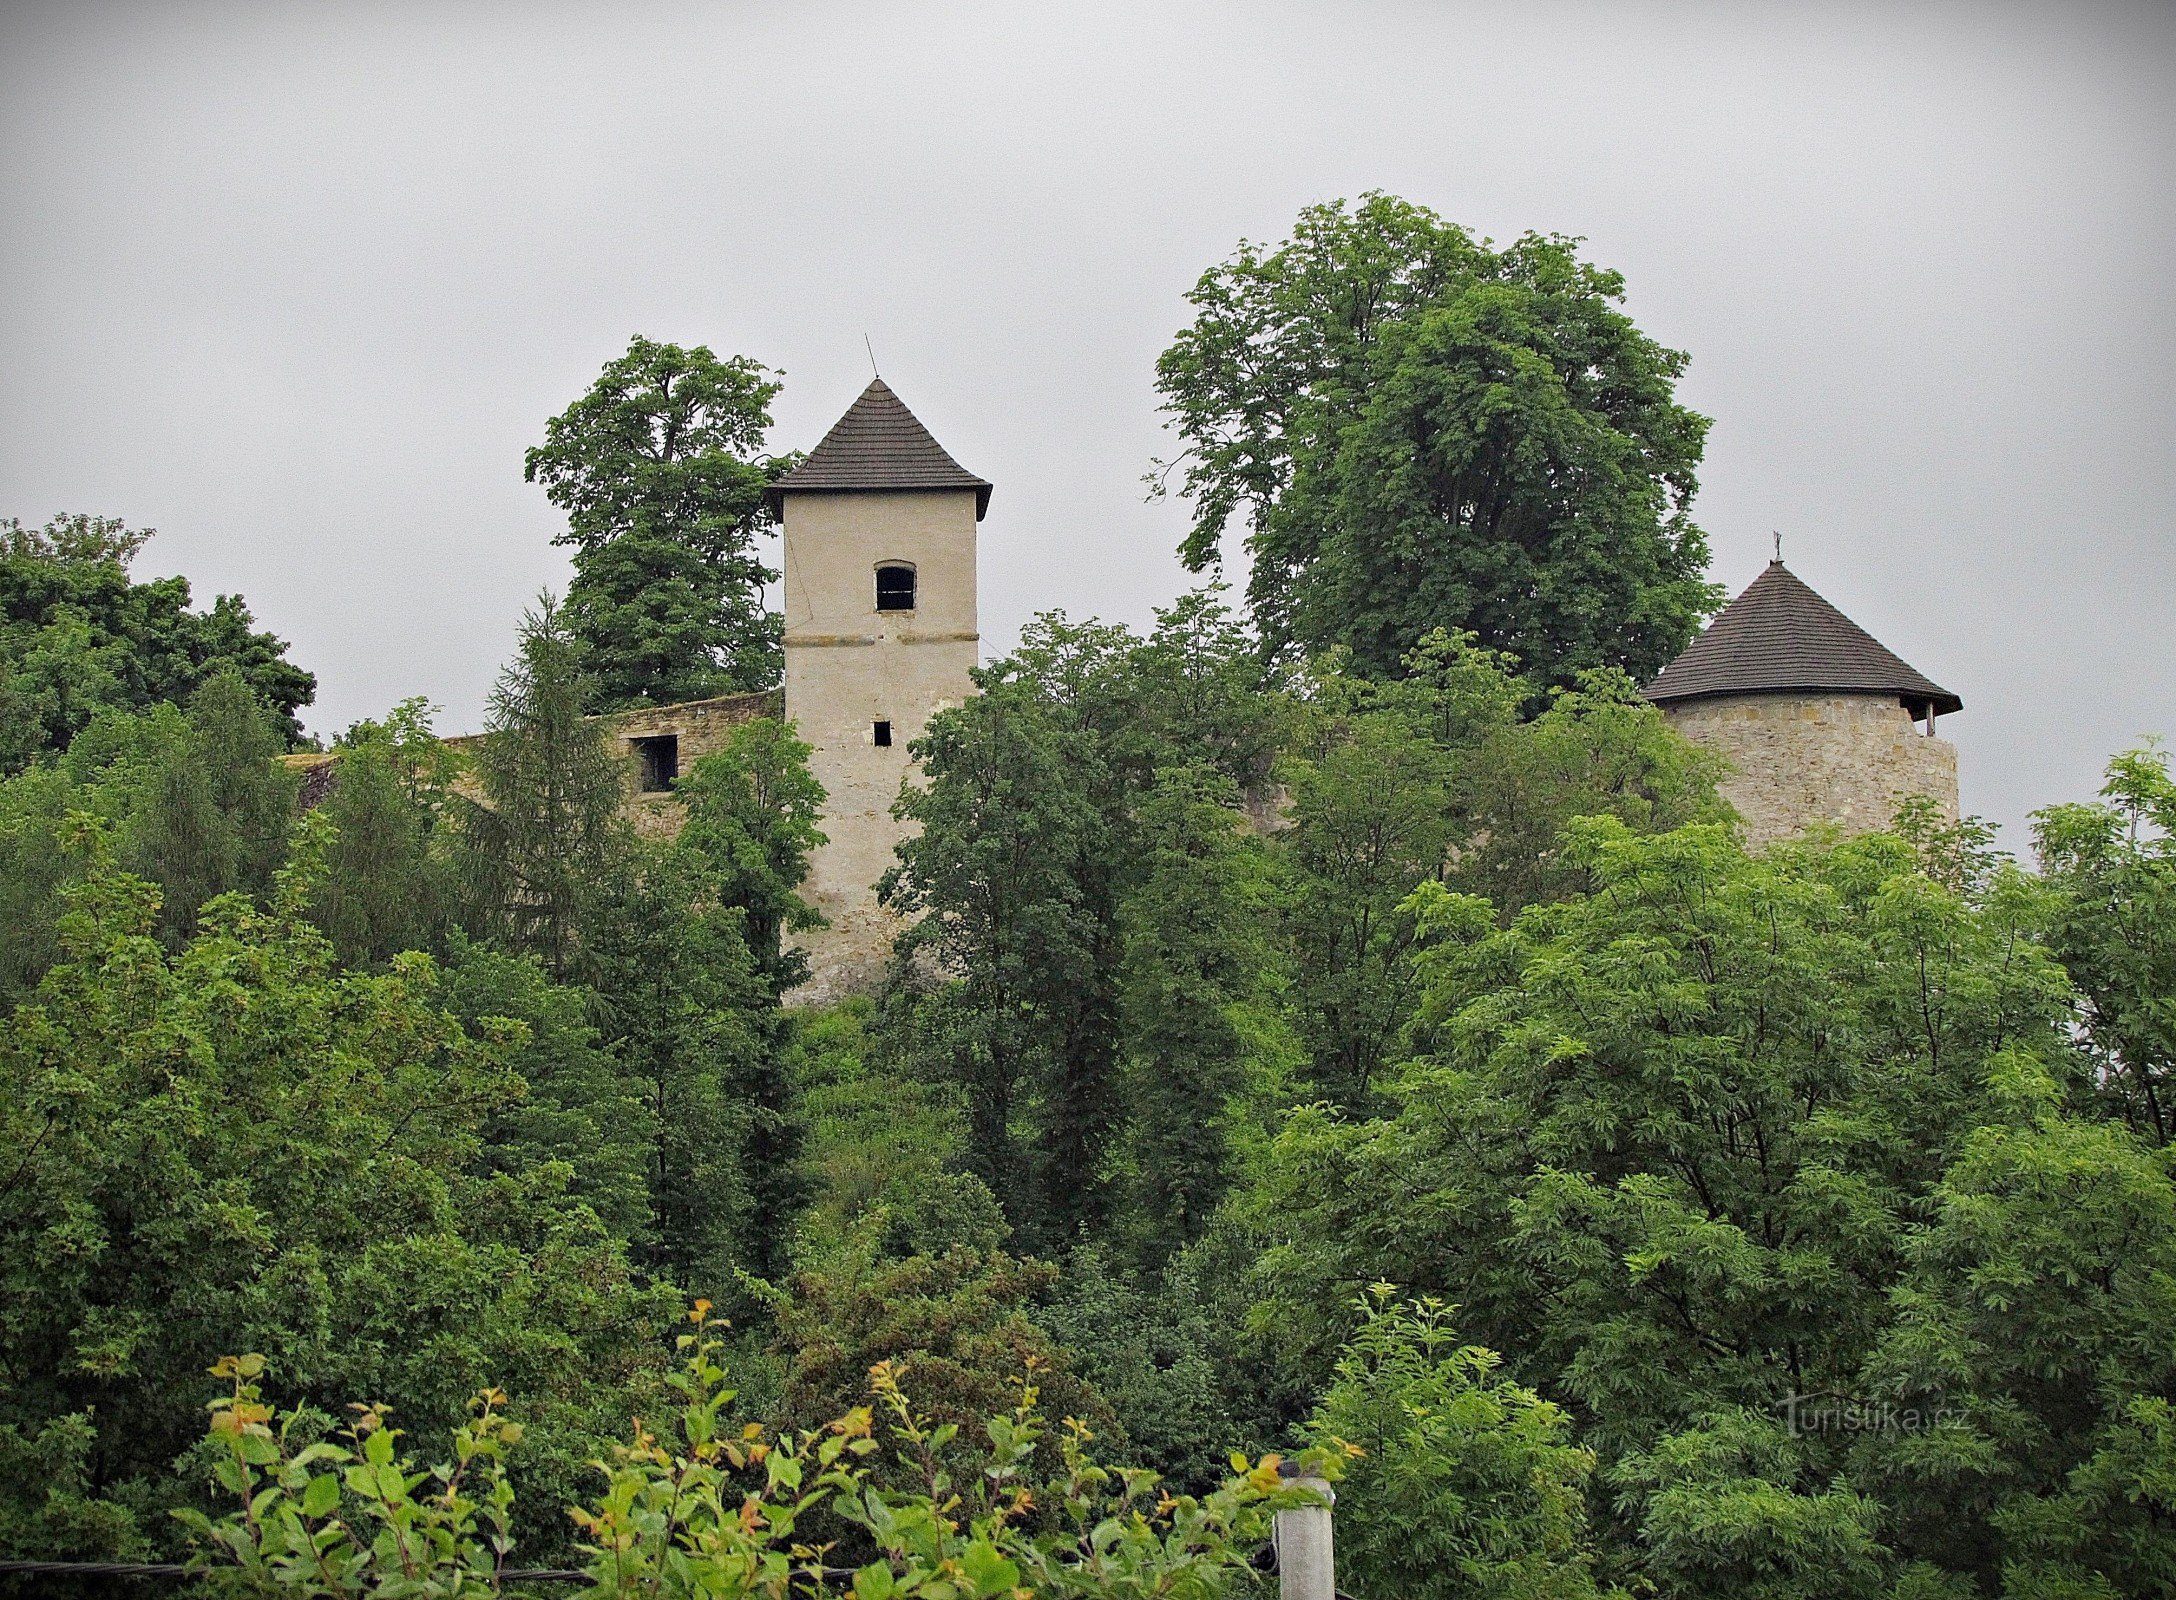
(790, 1001, 1009, 1263)
(0, 824, 679, 1562)
(437, 934, 656, 1250)
(450, 594, 630, 981)
(1306, 1291, 1605, 1600)
(1275, 672, 1458, 1108)
(1609, 1411, 1885, 1600)
(584, 839, 770, 1292)
(525, 337, 790, 707)
(1037, 1246, 1251, 1494)
(1154, 194, 1717, 682)
(174, 1357, 522, 1596)
(675, 718, 828, 994)
(1447, 667, 1729, 912)
(1235, 814, 2176, 1595)
(767, 1243, 1114, 1491)
(2034, 743, 2176, 1143)
(308, 707, 453, 967)
(1116, 765, 1288, 1256)
(0, 1410, 140, 1563)
(1862, 1086, 2176, 1596)
(181, 1316, 1308, 1598)
(115, 669, 301, 945)
(0, 513, 314, 766)
(884, 675, 1112, 1235)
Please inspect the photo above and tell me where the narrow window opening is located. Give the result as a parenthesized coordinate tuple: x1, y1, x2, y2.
(633, 734, 679, 792)
(875, 564, 917, 612)
(872, 720, 893, 748)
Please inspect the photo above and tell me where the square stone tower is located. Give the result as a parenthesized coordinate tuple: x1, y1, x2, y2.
(766, 378, 990, 1001)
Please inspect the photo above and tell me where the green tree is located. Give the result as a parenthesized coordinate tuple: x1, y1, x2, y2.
(308, 728, 450, 967)
(1307, 1292, 1606, 1600)
(451, 594, 630, 980)
(437, 934, 657, 1250)
(118, 668, 300, 944)
(1037, 1243, 1252, 1493)
(1861, 1080, 2176, 1597)
(883, 679, 1109, 1234)
(1236, 817, 2125, 1595)
(524, 337, 790, 708)
(0, 823, 679, 1562)
(885, 596, 1290, 1246)
(1154, 194, 1717, 681)
(0, 513, 314, 763)
(1450, 666, 1728, 913)
(2034, 744, 2176, 1143)
(1116, 763, 1287, 1258)
(583, 842, 770, 1295)
(1276, 686, 1456, 1108)
(675, 718, 827, 994)
(766, 1241, 1115, 1491)
(789, 1000, 1010, 1264)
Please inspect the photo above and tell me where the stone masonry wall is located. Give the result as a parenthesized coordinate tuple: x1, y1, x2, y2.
(1662, 692, 1958, 849)
(285, 689, 782, 841)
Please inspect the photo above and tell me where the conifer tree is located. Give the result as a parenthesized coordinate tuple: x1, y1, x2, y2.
(122, 668, 299, 943)
(584, 844, 767, 1291)
(451, 594, 629, 980)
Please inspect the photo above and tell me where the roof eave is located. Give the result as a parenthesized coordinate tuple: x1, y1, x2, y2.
(765, 480, 992, 522)
(1647, 683, 1963, 718)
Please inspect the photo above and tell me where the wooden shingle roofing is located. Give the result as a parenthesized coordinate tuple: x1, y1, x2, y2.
(1646, 561, 1962, 718)
(765, 377, 992, 520)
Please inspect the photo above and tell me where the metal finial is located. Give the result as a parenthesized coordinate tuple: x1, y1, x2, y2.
(864, 335, 879, 378)
(1773, 530, 1782, 563)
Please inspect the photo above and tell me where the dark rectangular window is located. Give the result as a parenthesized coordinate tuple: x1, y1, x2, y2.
(873, 720, 893, 748)
(633, 734, 679, 792)
(875, 565, 917, 611)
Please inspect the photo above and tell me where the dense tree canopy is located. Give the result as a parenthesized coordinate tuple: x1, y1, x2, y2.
(0, 513, 315, 767)
(525, 337, 792, 708)
(1154, 195, 1719, 683)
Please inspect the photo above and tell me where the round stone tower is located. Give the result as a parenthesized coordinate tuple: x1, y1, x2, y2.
(767, 378, 990, 1002)
(1645, 560, 1961, 848)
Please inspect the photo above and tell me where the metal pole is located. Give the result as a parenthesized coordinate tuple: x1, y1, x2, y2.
(1275, 1465, 1337, 1600)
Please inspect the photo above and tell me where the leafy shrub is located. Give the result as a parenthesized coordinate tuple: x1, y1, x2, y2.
(1305, 1291, 1605, 1600)
(178, 1306, 1321, 1597)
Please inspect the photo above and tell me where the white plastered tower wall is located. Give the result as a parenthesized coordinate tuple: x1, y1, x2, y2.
(770, 378, 990, 1004)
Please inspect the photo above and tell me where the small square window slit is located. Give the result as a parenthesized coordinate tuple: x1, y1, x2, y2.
(632, 734, 678, 792)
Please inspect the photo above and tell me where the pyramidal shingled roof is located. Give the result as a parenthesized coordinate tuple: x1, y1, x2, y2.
(766, 377, 991, 520)
(1646, 561, 1961, 717)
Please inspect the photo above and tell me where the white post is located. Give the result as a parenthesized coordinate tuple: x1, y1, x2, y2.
(1275, 1467, 1337, 1600)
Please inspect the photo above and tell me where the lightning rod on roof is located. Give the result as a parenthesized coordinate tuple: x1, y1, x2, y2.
(864, 335, 879, 378)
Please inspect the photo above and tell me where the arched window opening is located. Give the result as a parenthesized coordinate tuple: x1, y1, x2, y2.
(875, 564, 917, 612)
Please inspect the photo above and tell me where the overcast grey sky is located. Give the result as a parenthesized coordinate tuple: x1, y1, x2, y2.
(2, 0, 2170, 846)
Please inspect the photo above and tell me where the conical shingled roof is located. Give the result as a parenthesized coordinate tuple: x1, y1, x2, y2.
(1646, 561, 1961, 718)
(765, 377, 992, 520)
